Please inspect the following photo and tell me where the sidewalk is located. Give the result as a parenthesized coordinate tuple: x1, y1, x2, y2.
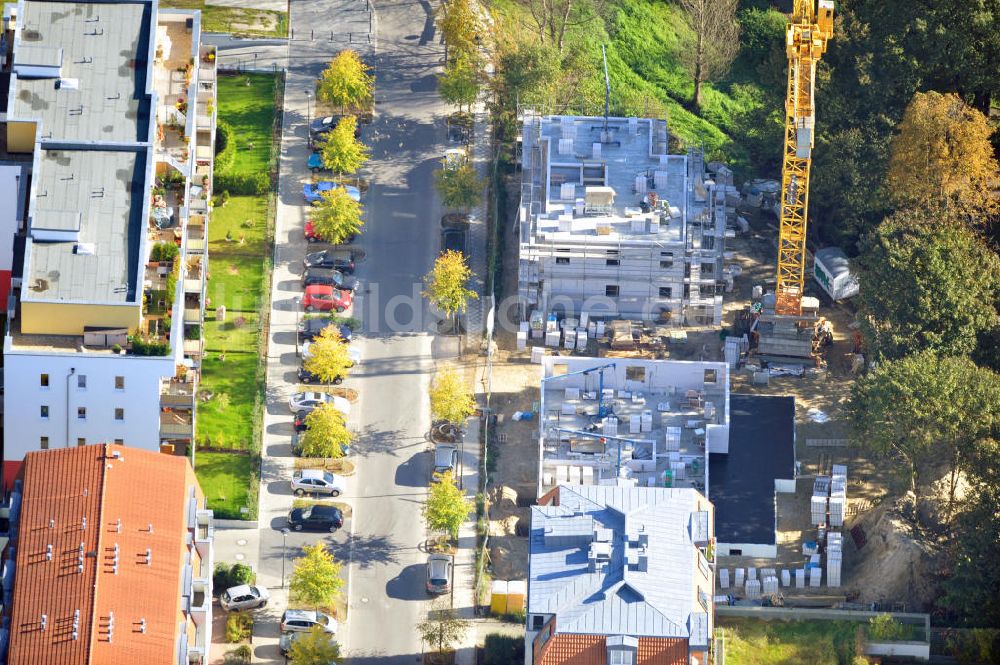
(454, 409, 483, 665)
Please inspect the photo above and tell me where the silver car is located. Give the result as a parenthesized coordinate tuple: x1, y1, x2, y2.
(280, 608, 338, 634)
(288, 392, 351, 415)
(426, 553, 453, 594)
(291, 469, 346, 497)
(432, 445, 458, 481)
(219, 584, 270, 611)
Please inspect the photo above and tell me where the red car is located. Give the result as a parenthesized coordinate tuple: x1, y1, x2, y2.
(303, 285, 352, 313)
(305, 220, 357, 245)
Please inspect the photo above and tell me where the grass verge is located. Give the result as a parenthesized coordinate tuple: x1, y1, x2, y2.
(195, 451, 256, 517)
(718, 618, 866, 665)
(159, 0, 288, 39)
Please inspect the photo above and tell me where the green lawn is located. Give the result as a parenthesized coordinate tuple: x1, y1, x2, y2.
(195, 451, 257, 517)
(160, 0, 288, 38)
(216, 73, 280, 174)
(718, 618, 864, 665)
(194, 72, 277, 519)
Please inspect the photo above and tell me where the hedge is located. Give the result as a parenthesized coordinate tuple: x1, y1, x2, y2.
(214, 171, 270, 195)
(215, 120, 236, 172)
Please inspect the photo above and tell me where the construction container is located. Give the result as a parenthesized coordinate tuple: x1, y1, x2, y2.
(506, 580, 526, 612)
(813, 246, 859, 301)
(490, 580, 508, 615)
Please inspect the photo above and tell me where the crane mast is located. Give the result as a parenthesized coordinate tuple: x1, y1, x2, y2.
(775, 0, 834, 316)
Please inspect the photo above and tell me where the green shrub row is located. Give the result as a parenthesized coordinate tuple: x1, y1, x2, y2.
(214, 120, 236, 172)
(214, 171, 270, 195)
(128, 336, 170, 356)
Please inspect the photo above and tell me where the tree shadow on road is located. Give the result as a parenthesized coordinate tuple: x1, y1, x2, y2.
(330, 533, 400, 569)
(352, 424, 417, 457)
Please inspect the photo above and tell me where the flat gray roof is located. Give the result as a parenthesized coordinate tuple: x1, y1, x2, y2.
(11, 0, 151, 143)
(529, 485, 710, 643)
(27, 148, 143, 302)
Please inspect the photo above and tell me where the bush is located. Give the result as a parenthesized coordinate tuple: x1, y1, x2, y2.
(945, 628, 1000, 664)
(483, 634, 524, 665)
(185, 324, 201, 340)
(868, 614, 907, 641)
(150, 242, 179, 263)
(215, 120, 236, 171)
(213, 562, 255, 590)
(128, 336, 170, 356)
(214, 171, 270, 195)
(224, 645, 252, 665)
(220, 190, 231, 206)
(225, 612, 252, 643)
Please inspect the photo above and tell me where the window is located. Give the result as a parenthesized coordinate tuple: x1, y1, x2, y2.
(114, 408, 124, 421)
(40, 373, 50, 387)
(702, 284, 716, 297)
(606, 259, 620, 266)
(77, 438, 86, 447)
(115, 376, 125, 390)
(531, 615, 545, 630)
(702, 235, 715, 250)
(77, 374, 87, 389)
(605, 285, 619, 297)
(40, 436, 49, 450)
(555, 257, 570, 264)
(114, 438, 124, 445)
(660, 252, 673, 269)
(701, 262, 715, 275)
(609, 650, 634, 665)
(625, 366, 646, 381)
(659, 260, 672, 269)
(77, 407, 87, 420)
(40, 405, 49, 419)
(658, 286, 672, 298)
(704, 369, 718, 384)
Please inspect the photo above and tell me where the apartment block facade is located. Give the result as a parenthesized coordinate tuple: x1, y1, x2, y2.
(0, 0, 218, 485)
(518, 113, 730, 326)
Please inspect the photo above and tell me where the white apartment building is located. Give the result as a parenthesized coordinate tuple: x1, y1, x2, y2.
(0, 0, 217, 486)
(518, 113, 732, 325)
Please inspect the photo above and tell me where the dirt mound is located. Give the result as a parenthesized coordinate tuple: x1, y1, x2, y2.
(843, 499, 940, 610)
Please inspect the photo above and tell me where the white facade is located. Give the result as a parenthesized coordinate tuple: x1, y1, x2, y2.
(2, 348, 175, 455)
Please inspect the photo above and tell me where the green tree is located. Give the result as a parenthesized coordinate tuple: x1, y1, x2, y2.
(423, 470, 472, 539)
(289, 542, 344, 608)
(417, 601, 471, 655)
(317, 49, 374, 113)
(310, 187, 364, 245)
(847, 352, 1000, 515)
(435, 163, 482, 211)
(301, 403, 352, 459)
(856, 209, 1000, 361)
(429, 369, 476, 425)
(303, 326, 353, 386)
(438, 53, 481, 112)
(319, 116, 369, 178)
(289, 625, 341, 665)
(423, 250, 477, 331)
(886, 91, 1000, 223)
(940, 485, 1000, 629)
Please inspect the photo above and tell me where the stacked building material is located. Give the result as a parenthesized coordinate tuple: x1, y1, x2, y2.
(735, 568, 745, 588)
(830, 464, 847, 527)
(827, 531, 843, 587)
(812, 476, 830, 526)
(719, 569, 730, 589)
(762, 575, 779, 596)
(745, 579, 761, 599)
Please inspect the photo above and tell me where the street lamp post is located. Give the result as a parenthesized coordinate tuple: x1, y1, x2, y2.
(281, 527, 290, 589)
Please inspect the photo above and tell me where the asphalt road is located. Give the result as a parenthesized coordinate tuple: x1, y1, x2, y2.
(251, 0, 449, 660)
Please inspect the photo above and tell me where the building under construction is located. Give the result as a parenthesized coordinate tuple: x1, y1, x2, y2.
(518, 113, 735, 326)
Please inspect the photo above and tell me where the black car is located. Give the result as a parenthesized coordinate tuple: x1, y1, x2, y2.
(304, 250, 355, 274)
(287, 504, 344, 532)
(302, 267, 359, 291)
(309, 114, 362, 140)
(298, 365, 343, 385)
(441, 228, 466, 254)
(298, 318, 353, 343)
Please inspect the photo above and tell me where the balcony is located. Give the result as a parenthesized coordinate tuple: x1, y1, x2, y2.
(161, 375, 197, 408)
(161, 409, 194, 437)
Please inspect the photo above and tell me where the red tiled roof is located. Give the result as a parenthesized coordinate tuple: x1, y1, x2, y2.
(538, 634, 689, 665)
(7, 444, 198, 665)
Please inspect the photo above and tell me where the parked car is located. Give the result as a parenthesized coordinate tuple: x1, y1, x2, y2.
(309, 114, 361, 140)
(444, 147, 468, 169)
(288, 391, 351, 414)
(291, 469, 346, 497)
(286, 505, 344, 533)
(298, 318, 353, 344)
(302, 267, 359, 291)
(302, 342, 361, 366)
(297, 365, 344, 385)
(303, 182, 361, 205)
(425, 554, 454, 594)
(303, 285, 353, 313)
(280, 608, 338, 634)
(441, 228, 466, 254)
(304, 249, 356, 273)
(441, 213, 470, 229)
(432, 444, 458, 480)
(219, 584, 270, 611)
(308, 151, 331, 173)
(305, 219, 359, 244)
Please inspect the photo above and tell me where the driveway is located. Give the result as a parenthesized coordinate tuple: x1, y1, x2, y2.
(252, 0, 451, 661)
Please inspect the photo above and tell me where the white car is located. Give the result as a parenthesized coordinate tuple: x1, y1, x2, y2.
(291, 469, 346, 497)
(280, 609, 338, 635)
(301, 342, 362, 366)
(219, 584, 270, 611)
(287, 392, 351, 415)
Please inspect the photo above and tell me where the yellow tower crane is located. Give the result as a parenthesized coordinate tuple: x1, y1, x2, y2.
(774, 0, 834, 316)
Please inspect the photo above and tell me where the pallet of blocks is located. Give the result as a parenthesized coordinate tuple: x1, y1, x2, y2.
(827, 531, 843, 587)
(811, 476, 830, 526)
(829, 464, 847, 527)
